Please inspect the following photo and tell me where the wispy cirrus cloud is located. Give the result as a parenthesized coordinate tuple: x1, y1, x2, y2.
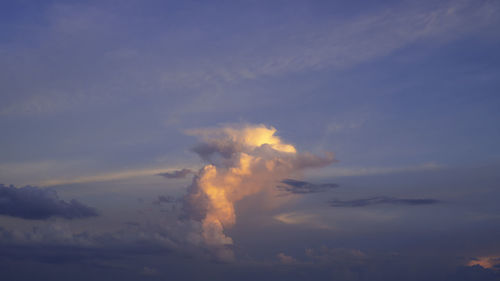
(0, 159, 198, 187)
(37, 166, 198, 187)
(162, 0, 499, 87)
(3, 1, 498, 117)
(311, 162, 443, 179)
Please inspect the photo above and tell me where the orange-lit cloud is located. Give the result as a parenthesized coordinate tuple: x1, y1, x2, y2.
(468, 255, 500, 269)
(183, 124, 334, 261)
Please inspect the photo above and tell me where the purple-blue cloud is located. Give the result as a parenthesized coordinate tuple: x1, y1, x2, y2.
(157, 168, 194, 179)
(329, 196, 440, 207)
(277, 179, 339, 194)
(0, 184, 98, 220)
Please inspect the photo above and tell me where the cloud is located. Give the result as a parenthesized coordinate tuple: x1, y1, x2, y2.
(182, 124, 335, 261)
(157, 169, 194, 179)
(274, 247, 369, 274)
(305, 246, 367, 265)
(0, 184, 98, 220)
(452, 265, 500, 281)
(314, 162, 443, 178)
(467, 256, 500, 270)
(141, 267, 159, 276)
(329, 196, 440, 207)
(153, 195, 177, 205)
(0, 160, 198, 187)
(2, 1, 498, 118)
(35, 166, 198, 186)
(274, 212, 334, 230)
(160, 0, 499, 105)
(0, 225, 178, 269)
(277, 253, 299, 265)
(277, 179, 339, 194)
(0, 220, 197, 256)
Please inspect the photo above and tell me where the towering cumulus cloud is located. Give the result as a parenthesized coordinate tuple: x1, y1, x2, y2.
(182, 124, 334, 261)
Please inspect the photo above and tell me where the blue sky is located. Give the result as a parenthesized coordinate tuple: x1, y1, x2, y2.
(1, 1, 500, 280)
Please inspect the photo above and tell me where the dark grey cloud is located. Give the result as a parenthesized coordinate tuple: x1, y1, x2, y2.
(157, 195, 176, 203)
(329, 196, 440, 207)
(0, 184, 98, 220)
(153, 195, 177, 205)
(451, 265, 500, 281)
(180, 177, 209, 222)
(277, 179, 339, 194)
(157, 169, 194, 179)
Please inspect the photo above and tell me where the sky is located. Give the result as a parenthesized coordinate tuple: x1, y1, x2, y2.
(1, 0, 500, 280)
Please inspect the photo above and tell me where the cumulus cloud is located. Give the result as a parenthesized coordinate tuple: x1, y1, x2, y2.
(277, 179, 339, 194)
(157, 169, 194, 179)
(329, 196, 440, 207)
(182, 124, 335, 261)
(0, 184, 98, 220)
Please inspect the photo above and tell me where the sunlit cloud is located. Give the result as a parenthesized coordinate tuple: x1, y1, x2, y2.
(0, 160, 199, 187)
(468, 256, 500, 269)
(274, 212, 334, 230)
(182, 124, 335, 261)
(274, 208, 399, 230)
(277, 252, 299, 265)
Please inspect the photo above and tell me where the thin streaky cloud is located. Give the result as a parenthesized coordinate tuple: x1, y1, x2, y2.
(2, 1, 497, 116)
(162, 0, 498, 87)
(315, 163, 443, 178)
(329, 197, 440, 207)
(38, 166, 199, 187)
(277, 179, 339, 194)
